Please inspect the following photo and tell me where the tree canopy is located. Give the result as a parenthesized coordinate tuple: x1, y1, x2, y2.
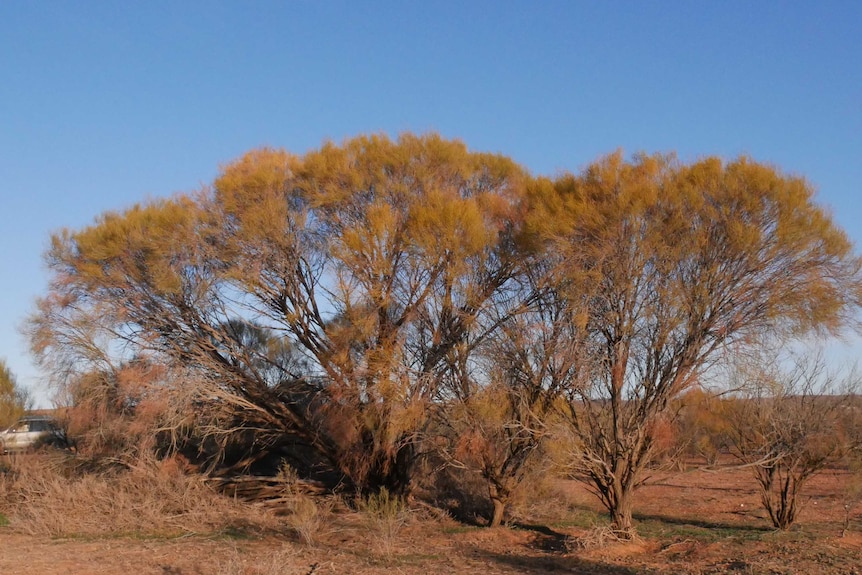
(0, 358, 29, 429)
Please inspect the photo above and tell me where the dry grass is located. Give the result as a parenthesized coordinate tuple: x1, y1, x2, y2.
(0, 453, 278, 537)
(1, 464, 861, 574)
(356, 488, 411, 556)
(0, 452, 398, 556)
(504, 471, 579, 526)
(286, 495, 334, 547)
(567, 525, 643, 550)
(214, 543, 302, 575)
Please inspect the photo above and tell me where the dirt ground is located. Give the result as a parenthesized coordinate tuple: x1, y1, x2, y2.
(1, 466, 861, 575)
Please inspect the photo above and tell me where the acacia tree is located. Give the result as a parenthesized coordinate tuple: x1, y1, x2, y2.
(726, 351, 859, 530)
(534, 152, 862, 536)
(29, 133, 529, 494)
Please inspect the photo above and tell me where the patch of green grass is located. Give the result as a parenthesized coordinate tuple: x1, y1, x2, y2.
(551, 509, 607, 530)
(53, 530, 194, 542)
(215, 524, 262, 540)
(634, 516, 767, 543)
(0, 513, 9, 527)
(391, 553, 443, 563)
(440, 524, 481, 534)
(758, 526, 821, 543)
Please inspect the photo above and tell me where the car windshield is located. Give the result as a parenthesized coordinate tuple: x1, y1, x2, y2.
(30, 420, 51, 432)
(4, 419, 55, 433)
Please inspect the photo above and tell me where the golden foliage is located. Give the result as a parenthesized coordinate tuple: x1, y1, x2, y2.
(0, 359, 29, 429)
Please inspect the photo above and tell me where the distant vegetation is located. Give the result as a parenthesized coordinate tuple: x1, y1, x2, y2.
(0, 358, 30, 429)
(18, 133, 862, 537)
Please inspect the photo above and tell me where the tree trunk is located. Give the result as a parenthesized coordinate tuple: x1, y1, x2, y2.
(356, 432, 416, 498)
(490, 497, 506, 527)
(488, 484, 508, 527)
(609, 492, 635, 537)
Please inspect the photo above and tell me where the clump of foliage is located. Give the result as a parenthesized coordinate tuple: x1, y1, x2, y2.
(0, 358, 30, 429)
(674, 387, 735, 466)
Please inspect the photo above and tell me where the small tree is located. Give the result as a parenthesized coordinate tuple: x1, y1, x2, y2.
(440, 284, 582, 526)
(842, 449, 862, 536)
(432, 226, 589, 527)
(533, 153, 862, 536)
(727, 351, 859, 530)
(0, 358, 30, 429)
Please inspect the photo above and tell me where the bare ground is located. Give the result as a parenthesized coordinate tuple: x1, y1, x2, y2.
(2, 466, 861, 575)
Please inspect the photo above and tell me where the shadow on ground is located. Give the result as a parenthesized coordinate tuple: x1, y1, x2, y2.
(647, 481, 758, 495)
(512, 522, 570, 552)
(632, 512, 772, 533)
(471, 547, 642, 575)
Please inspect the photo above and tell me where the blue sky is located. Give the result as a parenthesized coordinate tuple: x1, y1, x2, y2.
(2, 1, 861, 405)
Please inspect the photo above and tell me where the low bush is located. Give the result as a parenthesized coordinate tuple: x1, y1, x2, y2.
(0, 453, 277, 537)
(415, 459, 492, 525)
(286, 495, 333, 547)
(357, 487, 411, 556)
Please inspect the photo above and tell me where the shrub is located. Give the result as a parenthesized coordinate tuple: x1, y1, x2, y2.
(0, 453, 276, 537)
(358, 487, 410, 556)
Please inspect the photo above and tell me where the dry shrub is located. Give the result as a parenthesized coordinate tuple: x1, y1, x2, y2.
(567, 525, 643, 551)
(1, 453, 276, 537)
(215, 543, 300, 575)
(357, 487, 411, 556)
(0, 458, 16, 507)
(416, 461, 491, 525)
(260, 461, 334, 546)
(55, 361, 178, 462)
(504, 468, 575, 525)
(286, 495, 333, 547)
(843, 455, 862, 536)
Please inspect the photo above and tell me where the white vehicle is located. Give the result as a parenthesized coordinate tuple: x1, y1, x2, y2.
(0, 415, 65, 453)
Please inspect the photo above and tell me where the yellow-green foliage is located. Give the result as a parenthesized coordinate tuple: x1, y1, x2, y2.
(532, 152, 860, 339)
(675, 387, 736, 463)
(57, 197, 200, 297)
(0, 359, 28, 429)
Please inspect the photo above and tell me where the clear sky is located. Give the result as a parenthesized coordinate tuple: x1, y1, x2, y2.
(2, 1, 861, 405)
